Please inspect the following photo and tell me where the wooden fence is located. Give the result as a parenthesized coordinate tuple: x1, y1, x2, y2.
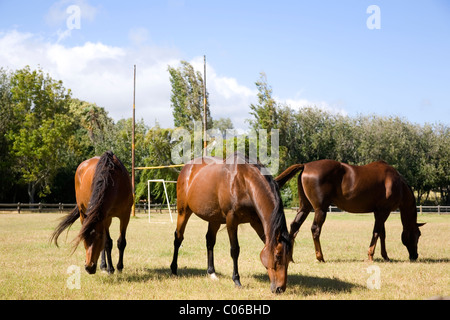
(1, 203, 448, 214)
(0, 202, 173, 214)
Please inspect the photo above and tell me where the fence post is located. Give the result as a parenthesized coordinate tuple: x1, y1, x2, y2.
(59, 203, 62, 213)
(38, 202, 42, 213)
(438, 205, 440, 215)
(17, 202, 21, 214)
(419, 205, 422, 214)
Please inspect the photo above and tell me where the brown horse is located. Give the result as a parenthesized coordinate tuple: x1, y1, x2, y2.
(51, 151, 133, 274)
(170, 153, 293, 293)
(276, 160, 425, 262)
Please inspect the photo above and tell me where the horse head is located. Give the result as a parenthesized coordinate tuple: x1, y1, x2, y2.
(80, 218, 106, 274)
(402, 223, 425, 261)
(260, 234, 293, 293)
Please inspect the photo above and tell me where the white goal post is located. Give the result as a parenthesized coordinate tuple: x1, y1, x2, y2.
(147, 179, 177, 223)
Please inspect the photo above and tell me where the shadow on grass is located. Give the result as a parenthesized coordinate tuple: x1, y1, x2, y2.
(253, 272, 361, 296)
(109, 267, 220, 283)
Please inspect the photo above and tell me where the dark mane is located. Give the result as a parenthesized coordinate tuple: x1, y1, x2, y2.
(265, 174, 292, 254)
(75, 151, 117, 247)
(226, 152, 292, 254)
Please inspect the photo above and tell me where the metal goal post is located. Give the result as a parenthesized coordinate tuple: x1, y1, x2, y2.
(147, 179, 177, 223)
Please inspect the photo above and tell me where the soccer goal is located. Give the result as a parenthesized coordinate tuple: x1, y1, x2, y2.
(147, 179, 177, 223)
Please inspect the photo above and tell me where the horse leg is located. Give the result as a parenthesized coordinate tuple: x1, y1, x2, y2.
(170, 208, 192, 276)
(250, 217, 265, 243)
(226, 216, 241, 287)
(368, 211, 390, 261)
(100, 218, 114, 274)
(206, 222, 221, 280)
(105, 219, 115, 274)
(290, 175, 313, 239)
(116, 215, 130, 272)
(311, 208, 327, 262)
(290, 206, 311, 239)
(379, 223, 390, 261)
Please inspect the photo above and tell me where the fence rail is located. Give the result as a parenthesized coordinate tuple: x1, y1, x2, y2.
(291, 205, 450, 214)
(0, 202, 175, 214)
(1, 203, 448, 214)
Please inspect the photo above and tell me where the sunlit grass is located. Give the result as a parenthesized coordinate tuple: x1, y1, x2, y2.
(0, 211, 448, 299)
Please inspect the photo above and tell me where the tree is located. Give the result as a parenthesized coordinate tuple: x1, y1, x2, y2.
(69, 99, 115, 156)
(248, 72, 279, 132)
(168, 61, 212, 131)
(0, 68, 16, 202)
(6, 66, 74, 203)
(212, 117, 234, 137)
(136, 125, 179, 204)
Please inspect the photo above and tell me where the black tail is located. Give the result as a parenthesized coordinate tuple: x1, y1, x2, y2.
(75, 150, 116, 247)
(275, 164, 305, 188)
(50, 206, 80, 247)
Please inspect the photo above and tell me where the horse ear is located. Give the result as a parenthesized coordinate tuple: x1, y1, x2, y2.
(417, 222, 426, 228)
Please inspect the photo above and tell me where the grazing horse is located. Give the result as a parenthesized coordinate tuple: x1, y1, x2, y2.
(275, 160, 425, 262)
(170, 153, 293, 293)
(51, 151, 133, 274)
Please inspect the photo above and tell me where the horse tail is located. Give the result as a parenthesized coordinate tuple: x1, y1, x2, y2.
(275, 164, 305, 188)
(50, 206, 80, 247)
(76, 150, 116, 247)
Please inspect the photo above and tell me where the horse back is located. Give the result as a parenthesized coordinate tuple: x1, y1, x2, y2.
(75, 157, 100, 213)
(301, 160, 403, 213)
(339, 161, 404, 212)
(74, 154, 132, 218)
(176, 158, 259, 223)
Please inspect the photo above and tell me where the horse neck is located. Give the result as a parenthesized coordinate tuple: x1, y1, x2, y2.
(399, 182, 418, 230)
(245, 170, 285, 244)
(248, 177, 274, 233)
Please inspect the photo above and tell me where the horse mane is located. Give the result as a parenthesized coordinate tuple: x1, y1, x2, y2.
(226, 152, 292, 255)
(75, 150, 117, 247)
(265, 174, 293, 255)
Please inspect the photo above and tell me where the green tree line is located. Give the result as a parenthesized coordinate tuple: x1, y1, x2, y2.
(1, 66, 448, 206)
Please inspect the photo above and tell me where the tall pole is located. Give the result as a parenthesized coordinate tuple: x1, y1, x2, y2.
(203, 55, 207, 157)
(131, 65, 136, 217)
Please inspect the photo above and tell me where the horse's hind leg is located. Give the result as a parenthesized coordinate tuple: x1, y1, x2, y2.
(290, 176, 313, 239)
(290, 206, 312, 239)
(311, 208, 327, 262)
(116, 214, 130, 272)
(368, 211, 390, 261)
(170, 207, 192, 276)
(206, 221, 221, 280)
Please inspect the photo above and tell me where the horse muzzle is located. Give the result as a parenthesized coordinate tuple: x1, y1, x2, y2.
(271, 282, 285, 294)
(85, 262, 97, 274)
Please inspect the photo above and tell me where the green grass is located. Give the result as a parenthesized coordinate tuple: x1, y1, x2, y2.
(0, 211, 448, 299)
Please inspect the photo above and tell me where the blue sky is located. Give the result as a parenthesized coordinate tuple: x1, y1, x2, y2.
(1, 0, 449, 129)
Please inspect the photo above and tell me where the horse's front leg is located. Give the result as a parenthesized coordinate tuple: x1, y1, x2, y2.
(116, 215, 130, 272)
(226, 216, 241, 287)
(206, 222, 221, 280)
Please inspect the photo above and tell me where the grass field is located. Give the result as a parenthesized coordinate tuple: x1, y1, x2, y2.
(0, 210, 448, 300)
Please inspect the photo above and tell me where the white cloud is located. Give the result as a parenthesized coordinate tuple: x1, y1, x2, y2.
(189, 56, 257, 130)
(280, 97, 348, 117)
(0, 30, 258, 130)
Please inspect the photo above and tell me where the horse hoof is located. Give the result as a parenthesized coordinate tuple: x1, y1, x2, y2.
(209, 273, 219, 281)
